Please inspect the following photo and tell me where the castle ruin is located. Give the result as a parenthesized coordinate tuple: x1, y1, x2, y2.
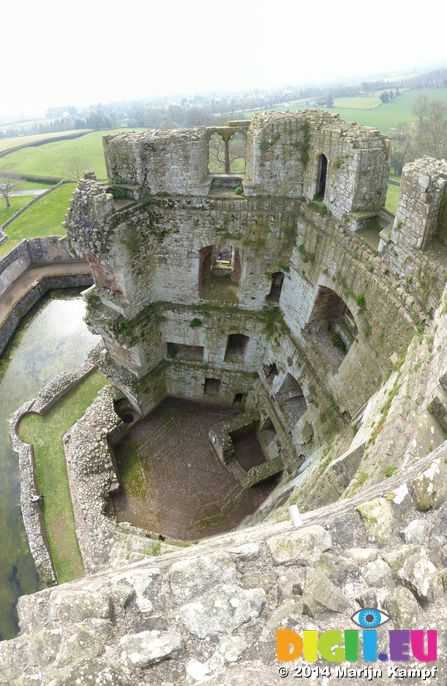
(4, 111, 447, 685)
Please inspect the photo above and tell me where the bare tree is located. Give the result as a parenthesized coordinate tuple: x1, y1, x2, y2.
(64, 156, 91, 181)
(415, 99, 447, 160)
(0, 170, 22, 208)
(411, 93, 430, 124)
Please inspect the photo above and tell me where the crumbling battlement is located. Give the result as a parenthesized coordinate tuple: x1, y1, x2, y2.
(100, 112, 390, 224)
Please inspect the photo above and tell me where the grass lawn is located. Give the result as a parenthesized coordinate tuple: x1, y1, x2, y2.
(0, 129, 133, 179)
(0, 194, 35, 226)
(18, 369, 109, 583)
(0, 130, 91, 154)
(0, 183, 76, 258)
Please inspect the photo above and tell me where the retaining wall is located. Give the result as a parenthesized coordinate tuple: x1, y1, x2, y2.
(0, 235, 85, 298)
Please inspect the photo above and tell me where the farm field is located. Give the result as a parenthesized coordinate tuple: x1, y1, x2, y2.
(0, 129, 133, 179)
(0, 129, 91, 154)
(240, 89, 447, 134)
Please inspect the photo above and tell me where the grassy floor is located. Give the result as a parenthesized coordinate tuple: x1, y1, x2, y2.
(0, 129, 133, 179)
(0, 194, 35, 226)
(3, 182, 75, 240)
(18, 369, 109, 583)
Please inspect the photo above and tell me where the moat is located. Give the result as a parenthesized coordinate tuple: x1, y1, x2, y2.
(0, 291, 100, 640)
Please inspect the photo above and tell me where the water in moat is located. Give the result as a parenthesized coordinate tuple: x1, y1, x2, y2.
(0, 290, 101, 641)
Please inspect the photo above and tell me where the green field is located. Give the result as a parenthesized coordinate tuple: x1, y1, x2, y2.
(0, 129, 92, 154)
(333, 96, 382, 109)
(385, 183, 400, 214)
(19, 369, 108, 583)
(0, 183, 76, 258)
(240, 89, 447, 134)
(0, 194, 35, 227)
(0, 129, 129, 179)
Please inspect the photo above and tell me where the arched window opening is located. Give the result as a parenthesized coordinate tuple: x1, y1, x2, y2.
(208, 133, 226, 173)
(228, 132, 245, 173)
(264, 363, 279, 384)
(316, 154, 328, 200)
(260, 417, 277, 445)
(267, 272, 284, 301)
(276, 373, 307, 426)
(304, 286, 358, 372)
(233, 393, 244, 406)
(199, 244, 241, 302)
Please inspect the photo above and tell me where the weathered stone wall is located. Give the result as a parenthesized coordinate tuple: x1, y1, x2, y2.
(4, 436, 447, 685)
(103, 128, 209, 196)
(0, 235, 83, 298)
(245, 111, 390, 222)
(390, 157, 447, 250)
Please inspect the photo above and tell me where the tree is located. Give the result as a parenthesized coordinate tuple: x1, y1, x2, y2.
(380, 91, 390, 104)
(415, 99, 447, 159)
(64, 156, 91, 181)
(411, 93, 430, 123)
(325, 94, 334, 108)
(0, 170, 22, 208)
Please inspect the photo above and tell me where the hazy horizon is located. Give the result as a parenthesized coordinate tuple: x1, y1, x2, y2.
(1, 0, 446, 119)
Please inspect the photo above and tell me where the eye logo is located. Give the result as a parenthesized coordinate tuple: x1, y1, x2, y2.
(351, 608, 391, 628)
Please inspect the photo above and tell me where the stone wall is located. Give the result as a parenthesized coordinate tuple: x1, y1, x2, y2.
(245, 111, 390, 223)
(0, 235, 85, 299)
(3, 436, 447, 685)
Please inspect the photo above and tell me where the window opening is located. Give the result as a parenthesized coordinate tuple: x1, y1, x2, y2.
(267, 272, 284, 301)
(208, 132, 226, 173)
(277, 373, 307, 425)
(317, 154, 328, 199)
(167, 343, 204, 361)
(228, 131, 245, 173)
(204, 378, 221, 395)
(233, 393, 244, 406)
(264, 363, 279, 384)
(225, 334, 249, 362)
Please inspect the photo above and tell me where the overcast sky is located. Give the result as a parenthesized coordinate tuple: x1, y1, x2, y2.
(1, 0, 446, 117)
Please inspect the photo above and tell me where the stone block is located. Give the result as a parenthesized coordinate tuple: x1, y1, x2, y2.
(177, 584, 265, 638)
(120, 630, 184, 669)
(384, 587, 420, 630)
(302, 568, 351, 617)
(412, 458, 447, 511)
(362, 560, 393, 587)
(267, 525, 332, 566)
(169, 553, 237, 605)
(401, 519, 428, 545)
(398, 553, 443, 604)
(356, 498, 394, 545)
